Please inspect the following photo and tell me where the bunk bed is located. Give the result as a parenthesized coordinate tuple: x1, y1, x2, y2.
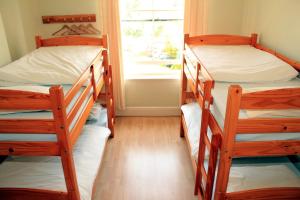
(180, 33, 300, 200)
(0, 35, 115, 200)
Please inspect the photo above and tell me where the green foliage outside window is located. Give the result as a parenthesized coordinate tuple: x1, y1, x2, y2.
(163, 41, 178, 59)
(124, 27, 143, 37)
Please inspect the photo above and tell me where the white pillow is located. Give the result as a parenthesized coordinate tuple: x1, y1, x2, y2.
(191, 45, 298, 83)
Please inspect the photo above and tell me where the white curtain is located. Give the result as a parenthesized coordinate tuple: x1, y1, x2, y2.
(100, 0, 126, 111)
(184, 0, 208, 36)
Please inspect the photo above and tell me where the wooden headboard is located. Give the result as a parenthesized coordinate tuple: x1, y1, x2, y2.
(184, 33, 257, 46)
(35, 35, 108, 49)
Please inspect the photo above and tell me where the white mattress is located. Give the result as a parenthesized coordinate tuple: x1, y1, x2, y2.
(181, 102, 203, 160)
(0, 84, 96, 141)
(211, 79, 300, 141)
(187, 45, 298, 82)
(0, 103, 107, 142)
(0, 125, 110, 200)
(0, 66, 107, 142)
(0, 46, 104, 86)
(227, 157, 300, 193)
(182, 104, 300, 194)
(213, 78, 300, 119)
(181, 98, 300, 161)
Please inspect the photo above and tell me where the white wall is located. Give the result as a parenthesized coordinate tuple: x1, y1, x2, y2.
(0, 12, 11, 66)
(36, 0, 101, 38)
(207, 0, 244, 34)
(121, 78, 180, 116)
(0, 0, 101, 59)
(0, 0, 28, 60)
(242, 0, 300, 61)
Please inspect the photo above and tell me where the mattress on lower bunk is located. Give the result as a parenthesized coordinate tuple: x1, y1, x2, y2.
(211, 78, 300, 141)
(0, 79, 107, 142)
(181, 102, 202, 160)
(227, 157, 300, 193)
(0, 103, 107, 142)
(181, 94, 300, 160)
(0, 125, 110, 200)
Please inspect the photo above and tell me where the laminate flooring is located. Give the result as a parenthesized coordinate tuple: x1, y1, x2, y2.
(94, 117, 197, 200)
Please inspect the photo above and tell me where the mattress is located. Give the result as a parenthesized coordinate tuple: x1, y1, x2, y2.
(227, 157, 300, 193)
(181, 91, 300, 161)
(0, 66, 106, 141)
(0, 125, 110, 200)
(181, 102, 203, 160)
(0, 102, 107, 142)
(0, 46, 104, 86)
(201, 156, 300, 198)
(211, 79, 300, 141)
(185, 44, 298, 82)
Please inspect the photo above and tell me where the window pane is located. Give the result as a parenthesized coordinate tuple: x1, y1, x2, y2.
(152, 0, 184, 10)
(120, 0, 184, 77)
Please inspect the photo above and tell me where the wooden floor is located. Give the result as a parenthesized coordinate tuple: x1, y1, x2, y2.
(94, 117, 197, 200)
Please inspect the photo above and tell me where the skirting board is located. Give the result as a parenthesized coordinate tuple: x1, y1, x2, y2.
(116, 107, 180, 117)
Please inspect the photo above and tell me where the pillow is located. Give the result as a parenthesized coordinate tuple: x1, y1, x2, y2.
(86, 104, 107, 127)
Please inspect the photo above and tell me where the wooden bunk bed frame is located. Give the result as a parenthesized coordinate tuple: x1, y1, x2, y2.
(181, 33, 300, 200)
(0, 35, 114, 200)
(180, 42, 214, 167)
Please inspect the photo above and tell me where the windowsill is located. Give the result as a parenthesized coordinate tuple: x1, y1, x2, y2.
(125, 72, 181, 80)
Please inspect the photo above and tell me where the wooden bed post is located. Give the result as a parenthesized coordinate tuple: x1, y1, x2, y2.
(109, 64, 115, 119)
(180, 34, 190, 137)
(102, 51, 114, 138)
(35, 36, 42, 49)
(214, 85, 242, 200)
(106, 64, 115, 137)
(180, 67, 187, 138)
(250, 33, 258, 46)
(100, 34, 114, 137)
(50, 86, 80, 200)
(102, 34, 108, 52)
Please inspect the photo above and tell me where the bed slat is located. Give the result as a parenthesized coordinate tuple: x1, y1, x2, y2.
(233, 140, 300, 157)
(237, 118, 300, 133)
(69, 96, 94, 147)
(65, 68, 91, 107)
(0, 141, 60, 156)
(240, 88, 300, 109)
(95, 77, 104, 96)
(0, 119, 56, 133)
(0, 188, 68, 200)
(226, 187, 300, 200)
(0, 90, 51, 110)
(66, 83, 92, 127)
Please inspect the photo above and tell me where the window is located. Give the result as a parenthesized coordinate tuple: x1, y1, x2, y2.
(120, 0, 184, 79)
